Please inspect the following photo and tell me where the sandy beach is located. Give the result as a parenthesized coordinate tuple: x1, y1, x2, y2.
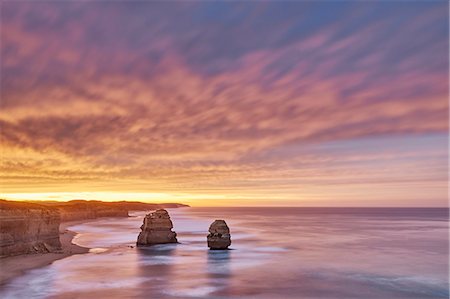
(0, 221, 90, 286)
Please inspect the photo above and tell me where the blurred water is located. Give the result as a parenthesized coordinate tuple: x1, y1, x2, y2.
(1, 207, 448, 298)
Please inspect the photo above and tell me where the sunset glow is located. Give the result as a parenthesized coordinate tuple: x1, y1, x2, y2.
(1, 2, 448, 206)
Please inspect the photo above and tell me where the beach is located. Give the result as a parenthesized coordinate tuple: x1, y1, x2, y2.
(0, 221, 90, 286)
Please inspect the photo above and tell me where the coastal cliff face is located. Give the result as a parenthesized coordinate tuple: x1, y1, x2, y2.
(57, 202, 129, 222)
(59, 209, 129, 222)
(41, 200, 188, 222)
(0, 201, 61, 257)
(137, 209, 177, 246)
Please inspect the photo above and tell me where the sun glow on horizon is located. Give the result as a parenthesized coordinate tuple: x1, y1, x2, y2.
(0, 192, 232, 206)
(1, 187, 448, 207)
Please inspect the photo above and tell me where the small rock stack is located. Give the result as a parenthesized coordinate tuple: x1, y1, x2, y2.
(136, 209, 177, 246)
(207, 220, 231, 250)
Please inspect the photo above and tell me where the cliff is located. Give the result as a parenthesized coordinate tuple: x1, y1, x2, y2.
(112, 201, 189, 210)
(32, 200, 189, 222)
(0, 200, 61, 257)
(54, 201, 129, 222)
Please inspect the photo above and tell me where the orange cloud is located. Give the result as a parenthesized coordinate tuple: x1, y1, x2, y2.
(1, 2, 448, 206)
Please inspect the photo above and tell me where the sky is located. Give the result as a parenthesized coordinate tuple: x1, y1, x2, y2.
(0, 1, 448, 207)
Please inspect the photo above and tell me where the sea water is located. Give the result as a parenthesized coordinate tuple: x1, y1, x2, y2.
(1, 207, 448, 298)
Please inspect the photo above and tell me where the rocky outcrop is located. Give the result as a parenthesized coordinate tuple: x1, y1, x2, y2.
(136, 209, 177, 246)
(0, 200, 61, 257)
(207, 220, 231, 250)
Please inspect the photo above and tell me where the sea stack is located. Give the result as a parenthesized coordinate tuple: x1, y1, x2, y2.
(207, 220, 231, 250)
(136, 209, 177, 246)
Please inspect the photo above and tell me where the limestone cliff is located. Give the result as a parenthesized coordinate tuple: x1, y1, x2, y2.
(0, 200, 61, 257)
(53, 200, 128, 221)
(36, 200, 188, 222)
(137, 209, 177, 246)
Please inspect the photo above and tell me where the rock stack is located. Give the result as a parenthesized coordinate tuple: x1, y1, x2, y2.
(136, 209, 177, 246)
(207, 220, 231, 250)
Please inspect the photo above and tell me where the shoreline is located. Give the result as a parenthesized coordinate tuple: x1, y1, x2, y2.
(0, 220, 91, 287)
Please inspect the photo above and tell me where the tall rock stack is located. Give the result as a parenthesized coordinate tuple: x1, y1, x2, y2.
(136, 209, 177, 246)
(207, 220, 231, 250)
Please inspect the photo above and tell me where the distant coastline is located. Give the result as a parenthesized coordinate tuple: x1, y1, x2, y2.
(0, 199, 189, 285)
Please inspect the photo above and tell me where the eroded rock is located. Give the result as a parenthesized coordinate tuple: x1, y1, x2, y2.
(136, 209, 177, 246)
(207, 220, 231, 250)
(0, 200, 62, 257)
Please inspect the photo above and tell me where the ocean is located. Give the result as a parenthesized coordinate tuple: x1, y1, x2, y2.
(1, 207, 448, 298)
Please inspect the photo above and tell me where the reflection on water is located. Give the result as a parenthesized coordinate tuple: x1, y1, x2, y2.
(207, 250, 232, 297)
(137, 245, 176, 297)
(207, 250, 231, 277)
(0, 208, 448, 298)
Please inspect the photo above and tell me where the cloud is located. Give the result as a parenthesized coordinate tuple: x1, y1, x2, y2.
(0, 1, 448, 205)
